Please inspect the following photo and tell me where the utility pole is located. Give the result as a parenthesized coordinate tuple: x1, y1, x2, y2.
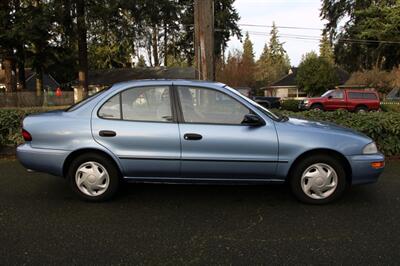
(194, 0, 214, 81)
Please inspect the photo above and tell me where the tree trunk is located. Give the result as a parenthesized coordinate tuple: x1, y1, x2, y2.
(18, 62, 26, 90)
(164, 23, 168, 67)
(16, 44, 26, 90)
(35, 68, 43, 96)
(3, 56, 17, 93)
(152, 26, 159, 67)
(76, 0, 88, 101)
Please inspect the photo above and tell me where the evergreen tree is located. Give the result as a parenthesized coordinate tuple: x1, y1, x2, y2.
(321, 0, 400, 71)
(319, 32, 334, 64)
(242, 32, 255, 65)
(241, 32, 256, 87)
(256, 22, 290, 86)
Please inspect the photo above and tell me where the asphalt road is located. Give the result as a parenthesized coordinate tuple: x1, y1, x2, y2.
(0, 159, 399, 265)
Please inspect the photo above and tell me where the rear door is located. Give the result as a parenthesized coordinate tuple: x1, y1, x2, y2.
(92, 84, 181, 178)
(175, 84, 279, 180)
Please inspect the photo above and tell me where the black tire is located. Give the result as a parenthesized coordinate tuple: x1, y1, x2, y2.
(355, 105, 368, 113)
(310, 103, 324, 111)
(67, 153, 120, 202)
(289, 154, 347, 204)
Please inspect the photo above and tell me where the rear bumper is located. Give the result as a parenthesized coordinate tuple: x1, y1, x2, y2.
(16, 144, 69, 177)
(347, 153, 385, 185)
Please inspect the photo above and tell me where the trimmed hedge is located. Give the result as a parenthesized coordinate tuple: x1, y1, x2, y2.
(1, 107, 399, 156)
(277, 110, 400, 156)
(280, 99, 301, 112)
(0, 107, 66, 146)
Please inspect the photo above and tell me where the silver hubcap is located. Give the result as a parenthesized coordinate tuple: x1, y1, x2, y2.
(301, 163, 338, 200)
(75, 161, 110, 197)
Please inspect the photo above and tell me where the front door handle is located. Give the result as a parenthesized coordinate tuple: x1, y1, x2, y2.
(184, 133, 202, 141)
(99, 130, 117, 137)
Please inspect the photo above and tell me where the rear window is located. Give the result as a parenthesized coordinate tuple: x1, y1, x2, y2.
(348, 92, 377, 100)
(363, 93, 378, 99)
(66, 87, 111, 112)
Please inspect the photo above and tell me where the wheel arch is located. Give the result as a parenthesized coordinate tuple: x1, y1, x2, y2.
(355, 104, 368, 111)
(287, 148, 352, 183)
(310, 102, 324, 109)
(62, 148, 123, 178)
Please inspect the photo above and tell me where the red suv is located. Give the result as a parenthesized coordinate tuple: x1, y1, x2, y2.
(299, 89, 380, 112)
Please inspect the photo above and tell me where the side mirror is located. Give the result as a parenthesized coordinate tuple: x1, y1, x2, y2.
(242, 114, 264, 126)
(328, 95, 333, 99)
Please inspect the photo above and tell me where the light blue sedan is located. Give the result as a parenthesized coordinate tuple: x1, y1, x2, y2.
(17, 80, 385, 204)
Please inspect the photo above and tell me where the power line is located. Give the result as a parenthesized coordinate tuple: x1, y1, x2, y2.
(244, 30, 400, 45)
(239, 23, 322, 31)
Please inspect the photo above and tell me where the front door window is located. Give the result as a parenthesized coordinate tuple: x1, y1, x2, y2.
(177, 86, 250, 125)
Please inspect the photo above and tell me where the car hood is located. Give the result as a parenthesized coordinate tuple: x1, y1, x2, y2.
(284, 117, 369, 138)
(306, 97, 324, 101)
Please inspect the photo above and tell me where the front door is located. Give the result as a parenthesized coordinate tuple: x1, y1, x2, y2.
(325, 90, 346, 110)
(175, 85, 279, 180)
(92, 85, 181, 178)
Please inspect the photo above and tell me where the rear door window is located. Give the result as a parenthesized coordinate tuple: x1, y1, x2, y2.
(121, 86, 173, 122)
(348, 92, 363, 99)
(98, 94, 121, 119)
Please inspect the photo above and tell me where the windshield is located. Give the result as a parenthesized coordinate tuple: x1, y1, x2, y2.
(224, 85, 281, 121)
(65, 87, 111, 112)
(321, 90, 333, 98)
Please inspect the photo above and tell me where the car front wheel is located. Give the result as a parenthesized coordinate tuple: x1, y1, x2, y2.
(68, 153, 120, 201)
(289, 155, 347, 204)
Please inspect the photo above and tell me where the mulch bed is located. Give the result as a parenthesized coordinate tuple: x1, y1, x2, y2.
(0, 146, 16, 159)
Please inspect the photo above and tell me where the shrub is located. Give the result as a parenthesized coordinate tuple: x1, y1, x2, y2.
(280, 99, 301, 112)
(278, 110, 400, 156)
(1, 107, 400, 157)
(0, 107, 65, 146)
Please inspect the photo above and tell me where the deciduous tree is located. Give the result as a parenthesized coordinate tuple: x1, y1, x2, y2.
(296, 51, 339, 96)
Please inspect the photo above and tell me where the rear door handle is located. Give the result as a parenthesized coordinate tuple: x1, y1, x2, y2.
(99, 130, 116, 137)
(184, 133, 202, 141)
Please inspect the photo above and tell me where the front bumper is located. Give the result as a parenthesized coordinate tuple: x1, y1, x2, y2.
(16, 143, 69, 177)
(298, 101, 310, 110)
(347, 153, 385, 185)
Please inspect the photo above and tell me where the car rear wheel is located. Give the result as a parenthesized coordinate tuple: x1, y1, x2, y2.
(355, 105, 368, 113)
(68, 153, 120, 201)
(289, 154, 347, 204)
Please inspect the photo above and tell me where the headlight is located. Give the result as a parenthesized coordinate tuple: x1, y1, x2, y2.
(363, 142, 378, 154)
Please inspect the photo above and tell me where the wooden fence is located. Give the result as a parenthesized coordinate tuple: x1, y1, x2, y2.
(0, 91, 75, 108)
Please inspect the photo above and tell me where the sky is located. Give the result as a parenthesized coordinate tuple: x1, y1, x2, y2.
(226, 0, 327, 66)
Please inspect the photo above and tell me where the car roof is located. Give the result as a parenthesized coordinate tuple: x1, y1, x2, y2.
(113, 79, 226, 88)
(346, 90, 377, 93)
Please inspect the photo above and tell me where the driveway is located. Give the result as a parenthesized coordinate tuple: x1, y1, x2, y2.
(0, 160, 399, 264)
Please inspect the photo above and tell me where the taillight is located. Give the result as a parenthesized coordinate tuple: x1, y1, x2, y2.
(22, 129, 32, 141)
